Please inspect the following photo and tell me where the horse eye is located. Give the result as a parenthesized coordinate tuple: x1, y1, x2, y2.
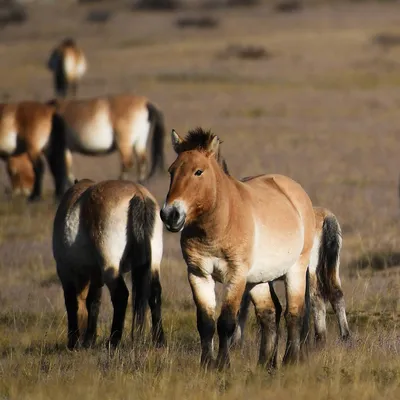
(194, 169, 203, 176)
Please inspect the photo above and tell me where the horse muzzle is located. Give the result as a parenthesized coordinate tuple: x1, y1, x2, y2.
(160, 202, 186, 233)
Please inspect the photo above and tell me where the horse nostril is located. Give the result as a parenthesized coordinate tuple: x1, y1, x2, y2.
(171, 208, 180, 223)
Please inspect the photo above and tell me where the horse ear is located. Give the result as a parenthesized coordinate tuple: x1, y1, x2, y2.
(171, 129, 183, 153)
(207, 136, 220, 156)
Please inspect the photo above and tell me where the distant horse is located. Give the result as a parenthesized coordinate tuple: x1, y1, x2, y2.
(6, 150, 74, 197)
(53, 179, 165, 349)
(49, 94, 165, 182)
(48, 38, 87, 98)
(160, 128, 316, 369)
(0, 101, 69, 201)
(232, 206, 350, 353)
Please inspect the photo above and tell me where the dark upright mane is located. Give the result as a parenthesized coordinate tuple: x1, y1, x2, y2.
(178, 127, 230, 175)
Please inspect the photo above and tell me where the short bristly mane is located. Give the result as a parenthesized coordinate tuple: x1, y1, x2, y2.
(178, 128, 230, 175)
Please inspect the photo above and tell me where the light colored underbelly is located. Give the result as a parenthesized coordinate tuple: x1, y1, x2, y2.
(0, 131, 17, 154)
(68, 114, 114, 152)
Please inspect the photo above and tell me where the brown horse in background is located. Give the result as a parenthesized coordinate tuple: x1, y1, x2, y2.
(6, 150, 74, 198)
(160, 128, 316, 370)
(49, 94, 165, 182)
(0, 101, 68, 201)
(232, 206, 351, 356)
(48, 38, 87, 98)
(53, 179, 165, 349)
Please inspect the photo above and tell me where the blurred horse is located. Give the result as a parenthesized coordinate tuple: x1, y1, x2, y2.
(160, 128, 315, 370)
(53, 179, 165, 349)
(48, 38, 87, 98)
(6, 150, 74, 198)
(49, 94, 165, 182)
(0, 101, 68, 201)
(232, 206, 351, 355)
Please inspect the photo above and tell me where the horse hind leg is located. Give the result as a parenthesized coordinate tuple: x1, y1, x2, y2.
(83, 277, 103, 349)
(231, 289, 251, 349)
(117, 146, 134, 181)
(328, 277, 350, 341)
(310, 273, 327, 346)
(105, 269, 129, 348)
(282, 254, 310, 365)
(148, 270, 165, 347)
(131, 265, 150, 344)
(249, 282, 282, 370)
(62, 281, 80, 350)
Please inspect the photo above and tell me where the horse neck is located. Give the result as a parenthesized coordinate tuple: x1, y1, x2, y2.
(193, 166, 243, 241)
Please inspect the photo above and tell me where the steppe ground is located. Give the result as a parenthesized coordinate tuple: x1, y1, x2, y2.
(0, 1, 399, 399)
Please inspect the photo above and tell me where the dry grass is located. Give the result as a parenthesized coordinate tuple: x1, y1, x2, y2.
(0, 1, 400, 399)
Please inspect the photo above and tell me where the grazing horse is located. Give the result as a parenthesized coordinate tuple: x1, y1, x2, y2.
(0, 101, 68, 201)
(232, 206, 351, 352)
(48, 38, 87, 98)
(53, 179, 165, 349)
(49, 94, 165, 182)
(160, 128, 316, 369)
(6, 150, 74, 197)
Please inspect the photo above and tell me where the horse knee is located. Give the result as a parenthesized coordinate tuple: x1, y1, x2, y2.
(217, 308, 236, 339)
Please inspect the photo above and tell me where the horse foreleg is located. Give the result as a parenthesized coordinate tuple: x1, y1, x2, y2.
(27, 152, 44, 202)
(216, 275, 246, 370)
(188, 272, 216, 370)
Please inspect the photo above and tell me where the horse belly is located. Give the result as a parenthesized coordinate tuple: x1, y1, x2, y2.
(246, 224, 304, 284)
(68, 115, 114, 153)
(0, 130, 17, 154)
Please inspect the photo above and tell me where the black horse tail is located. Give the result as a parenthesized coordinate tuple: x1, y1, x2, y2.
(147, 102, 165, 179)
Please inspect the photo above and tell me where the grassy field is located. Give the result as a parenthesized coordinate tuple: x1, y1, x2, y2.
(0, 1, 399, 399)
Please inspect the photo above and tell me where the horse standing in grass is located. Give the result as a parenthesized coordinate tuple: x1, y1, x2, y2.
(160, 128, 315, 370)
(0, 101, 68, 201)
(49, 94, 165, 183)
(48, 38, 87, 98)
(6, 150, 74, 198)
(53, 179, 165, 349)
(232, 206, 351, 353)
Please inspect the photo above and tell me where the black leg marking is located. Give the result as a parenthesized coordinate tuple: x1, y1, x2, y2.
(148, 272, 165, 347)
(28, 156, 44, 202)
(108, 276, 129, 348)
(63, 282, 79, 350)
(83, 284, 102, 348)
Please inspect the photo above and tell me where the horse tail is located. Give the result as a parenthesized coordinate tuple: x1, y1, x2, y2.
(300, 267, 311, 347)
(47, 112, 69, 200)
(128, 195, 157, 334)
(316, 212, 343, 301)
(147, 102, 165, 179)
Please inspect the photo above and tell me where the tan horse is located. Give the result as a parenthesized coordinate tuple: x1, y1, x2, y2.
(232, 206, 350, 358)
(6, 150, 74, 197)
(0, 101, 69, 201)
(160, 128, 316, 369)
(48, 94, 165, 182)
(48, 38, 87, 98)
(53, 179, 165, 349)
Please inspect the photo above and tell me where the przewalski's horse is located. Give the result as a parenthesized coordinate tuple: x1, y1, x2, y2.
(53, 179, 165, 350)
(232, 206, 351, 353)
(6, 150, 74, 197)
(160, 128, 316, 370)
(48, 38, 87, 98)
(49, 94, 165, 182)
(0, 101, 68, 201)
